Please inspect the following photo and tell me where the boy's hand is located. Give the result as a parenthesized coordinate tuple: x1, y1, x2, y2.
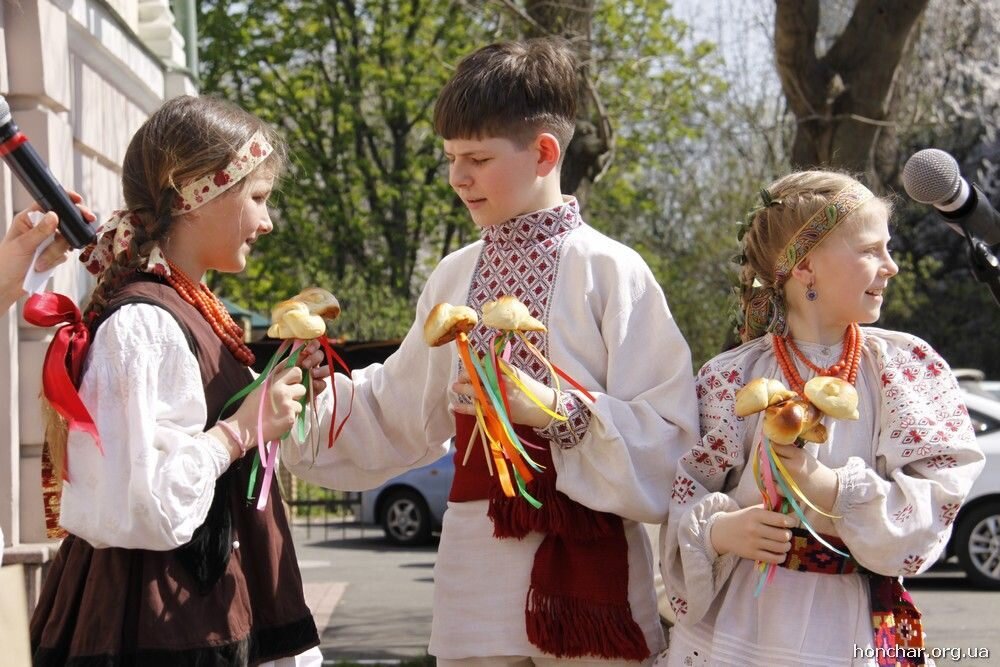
(770, 443, 839, 513)
(297, 339, 331, 394)
(451, 365, 557, 429)
(710, 505, 797, 563)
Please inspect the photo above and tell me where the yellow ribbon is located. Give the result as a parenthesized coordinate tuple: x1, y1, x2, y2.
(769, 443, 842, 519)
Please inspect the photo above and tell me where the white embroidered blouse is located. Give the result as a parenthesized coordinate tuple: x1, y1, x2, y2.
(659, 328, 984, 667)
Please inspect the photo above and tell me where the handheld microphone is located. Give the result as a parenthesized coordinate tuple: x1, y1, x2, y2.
(0, 95, 95, 249)
(901, 148, 1000, 246)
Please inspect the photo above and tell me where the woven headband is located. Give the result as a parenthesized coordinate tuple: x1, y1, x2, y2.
(739, 181, 875, 342)
(772, 182, 874, 286)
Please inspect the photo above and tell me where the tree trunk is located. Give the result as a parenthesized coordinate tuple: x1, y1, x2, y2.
(523, 0, 608, 204)
(774, 0, 928, 171)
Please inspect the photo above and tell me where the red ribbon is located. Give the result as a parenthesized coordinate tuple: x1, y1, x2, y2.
(317, 335, 354, 449)
(23, 293, 102, 457)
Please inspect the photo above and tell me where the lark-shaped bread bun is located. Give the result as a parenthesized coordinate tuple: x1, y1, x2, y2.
(268, 287, 341, 340)
(294, 286, 341, 320)
(762, 399, 822, 445)
(734, 377, 797, 417)
(424, 303, 478, 347)
(481, 296, 545, 332)
(804, 376, 859, 420)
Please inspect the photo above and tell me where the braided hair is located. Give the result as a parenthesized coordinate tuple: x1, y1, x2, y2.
(45, 96, 285, 471)
(738, 171, 890, 342)
(82, 95, 286, 326)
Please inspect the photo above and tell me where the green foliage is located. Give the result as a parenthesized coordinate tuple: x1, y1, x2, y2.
(199, 0, 490, 339)
(199, 1, 726, 357)
(576, 1, 730, 366)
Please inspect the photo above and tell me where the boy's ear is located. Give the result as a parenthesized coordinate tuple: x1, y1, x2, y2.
(535, 133, 561, 177)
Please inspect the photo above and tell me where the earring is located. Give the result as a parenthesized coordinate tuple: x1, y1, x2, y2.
(806, 280, 818, 302)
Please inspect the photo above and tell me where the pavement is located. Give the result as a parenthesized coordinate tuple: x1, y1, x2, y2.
(293, 522, 437, 664)
(292, 521, 1000, 665)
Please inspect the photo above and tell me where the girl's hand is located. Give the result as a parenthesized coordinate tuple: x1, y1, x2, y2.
(710, 505, 797, 564)
(770, 443, 839, 512)
(233, 365, 307, 443)
(296, 340, 330, 394)
(451, 365, 557, 429)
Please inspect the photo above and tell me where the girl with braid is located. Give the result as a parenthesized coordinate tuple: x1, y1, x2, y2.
(29, 96, 322, 666)
(658, 171, 983, 666)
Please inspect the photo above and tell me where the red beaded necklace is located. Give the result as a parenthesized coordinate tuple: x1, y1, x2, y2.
(164, 259, 256, 366)
(772, 322, 862, 395)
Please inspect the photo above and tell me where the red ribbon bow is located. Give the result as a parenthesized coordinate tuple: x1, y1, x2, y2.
(23, 293, 102, 464)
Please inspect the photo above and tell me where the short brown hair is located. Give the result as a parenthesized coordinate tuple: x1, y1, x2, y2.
(433, 38, 578, 151)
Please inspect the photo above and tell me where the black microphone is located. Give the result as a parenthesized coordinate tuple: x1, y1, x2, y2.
(0, 95, 95, 249)
(901, 148, 1000, 246)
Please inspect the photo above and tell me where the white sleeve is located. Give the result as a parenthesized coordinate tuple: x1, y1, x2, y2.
(550, 273, 701, 524)
(59, 304, 231, 550)
(832, 335, 984, 575)
(660, 356, 748, 625)
(282, 281, 455, 490)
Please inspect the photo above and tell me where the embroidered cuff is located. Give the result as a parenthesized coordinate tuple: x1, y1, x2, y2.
(833, 456, 868, 516)
(533, 390, 591, 449)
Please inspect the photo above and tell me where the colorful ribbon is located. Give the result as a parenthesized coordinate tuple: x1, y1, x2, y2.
(217, 335, 352, 511)
(752, 437, 847, 595)
(453, 329, 597, 508)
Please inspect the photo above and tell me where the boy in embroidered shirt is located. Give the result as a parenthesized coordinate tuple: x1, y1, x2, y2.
(287, 38, 698, 665)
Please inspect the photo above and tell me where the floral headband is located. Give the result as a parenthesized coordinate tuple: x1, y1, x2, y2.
(80, 131, 274, 277)
(739, 181, 875, 342)
(172, 131, 274, 215)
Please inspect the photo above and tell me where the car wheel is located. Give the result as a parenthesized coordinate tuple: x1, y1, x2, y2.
(380, 488, 433, 546)
(954, 503, 1000, 590)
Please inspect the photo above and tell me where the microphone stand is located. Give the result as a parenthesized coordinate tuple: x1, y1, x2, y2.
(962, 228, 1000, 308)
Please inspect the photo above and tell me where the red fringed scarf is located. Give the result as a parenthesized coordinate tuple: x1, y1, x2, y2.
(451, 413, 649, 660)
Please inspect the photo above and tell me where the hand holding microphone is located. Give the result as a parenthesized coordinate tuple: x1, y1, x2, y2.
(0, 94, 96, 249)
(0, 194, 96, 313)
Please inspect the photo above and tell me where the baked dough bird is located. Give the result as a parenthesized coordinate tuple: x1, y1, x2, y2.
(268, 287, 341, 340)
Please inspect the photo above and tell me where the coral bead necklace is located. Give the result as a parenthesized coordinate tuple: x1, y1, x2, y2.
(165, 259, 256, 366)
(772, 322, 862, 394)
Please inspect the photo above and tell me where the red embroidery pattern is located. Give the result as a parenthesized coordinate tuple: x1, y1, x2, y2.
(669, 595, 688, 617)
(940, 503, 960, 526)
(465, 200, 586, 447)
(880, 342, 975, 461)
(901, 554, 926, 575)
(675, 357, 748, 498)
(925, 454, 958, 470)
(893, 504, 914, 523)
(671, 476, 695, 503)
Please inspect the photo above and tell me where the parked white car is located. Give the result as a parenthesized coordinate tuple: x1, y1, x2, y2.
(948, 390, 1000, 589)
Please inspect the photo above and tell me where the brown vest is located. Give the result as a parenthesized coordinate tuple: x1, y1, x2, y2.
(31, 277, 319, 666)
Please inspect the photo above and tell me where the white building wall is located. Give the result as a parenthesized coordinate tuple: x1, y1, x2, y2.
(0, 0, 195, 562)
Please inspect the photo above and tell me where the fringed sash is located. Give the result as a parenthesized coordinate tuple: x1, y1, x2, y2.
(451, 413, 649, 660)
